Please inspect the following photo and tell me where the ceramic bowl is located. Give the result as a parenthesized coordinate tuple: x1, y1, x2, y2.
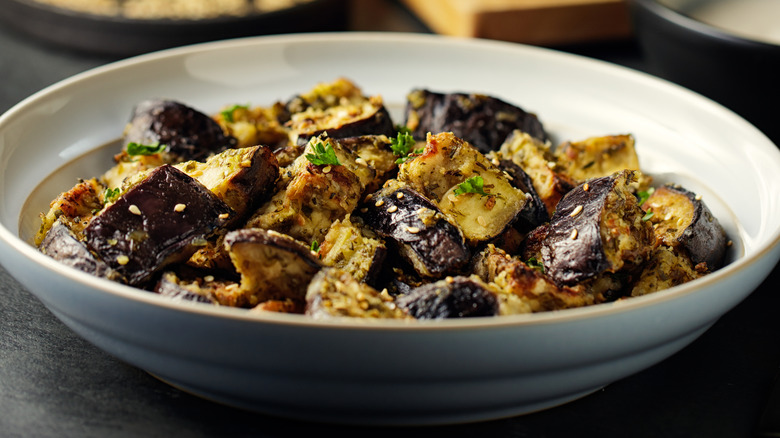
(629, 0, 780, 143)
(1, 33, 779, 426)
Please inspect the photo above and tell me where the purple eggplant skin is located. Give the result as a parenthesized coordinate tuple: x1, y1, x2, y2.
(39, 220, 126, 283)
(294, 104, 396, 146)
(396, 276, 500, 319)
(358, 183, 471, 279)
(124, 99, 237, 162)
(85, 164, 233, 287)
(403, 89, 548, 153)
(155, 271, 217, 304)
(539, 170, 654, 287)
(498, 158, 550, 232)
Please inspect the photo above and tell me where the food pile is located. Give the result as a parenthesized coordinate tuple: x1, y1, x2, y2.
(35, 78, 729, 319)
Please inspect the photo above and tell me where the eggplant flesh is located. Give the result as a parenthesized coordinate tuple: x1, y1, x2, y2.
(358, 181, 470, 279)
(124, 99, 237, 162)
(224, 228, 323, 305)
(496, 158, 549, 232)
(537, 170, 654, 286)
(290, 97, 396, 146)
(84, 164, 233, 287)
(403, 89, 548, 153)
(396, 276, 500, 319)
(305, 268, 408, 319)
(642, 184, 728, 271)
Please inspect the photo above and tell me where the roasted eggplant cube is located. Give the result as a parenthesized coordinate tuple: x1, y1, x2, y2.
(398, 132, 528, 244)
(40, 220, 125, 283)
(472, 244, 596, 314)
(555, 134, 643, 183)
(335, 135, 398, 192)
(403, 89, 548, 153)
(175, 145, 280, 221)
(84, 164, 233, 287)
(629, 246, 705, 297)
(538, 170, 655, 286)
(396, 276, 500, 319)
(496, 158, 550, 231)
(124, 99, 237, 162)
(155, 271, 218, 304)
(285, 77, 367, 114)
(497, 130, 576, 217)
(642, 184, 728, 271)
(225, 228, 323, 305)
(289, 96, 396, 146)
(316, 216, 387, 287)
(35, 177, 105, 246)
(305, 268, 408, 319)
(359, 181, 470, 278)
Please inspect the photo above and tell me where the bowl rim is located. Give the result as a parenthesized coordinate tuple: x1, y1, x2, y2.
(1, 31, 779, 332)
(632, 0, 780, 50)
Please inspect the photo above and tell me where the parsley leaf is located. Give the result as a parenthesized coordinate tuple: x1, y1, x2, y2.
(220, 103, 249, 123)
(310, 240, 320, 253)
(642, 211, 654, 222)
(305, 140, 341, 166)
(390, 130, 420, 164)
(453, 175, 489, 197)
(126, 141, 166, 156)
(526, 257, 545, 273)
(103, 187, 120, 204)
(637, 187, 654, 205)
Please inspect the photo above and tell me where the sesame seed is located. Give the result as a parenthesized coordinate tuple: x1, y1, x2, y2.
(695, 194, 702, 201)
(406, 226, 420, 234)
(547, 161, 556, 169)
(116, 255, 129, 265)
(445, 276, 454, 284)
(448, 194, 458, 203)
(240, 160, 252, 168)
(174, 203, 186, 212)
(387, 205, 398, 213)
(396, 192, 404, 199)
(364, 193, 374, 201)
(355, 157, 366, 165)
(360, 207, 368, 213)
(664, 212, 673, 221)
(570, 229, 578, 240)
(204, 275, 214, 282)
(375, 200, 385, 207)
(477, 216, 487, 227)
(218, 213, 230, 219)
(323, 165, 332, 174)
(583, 183, 589, 191)
(128, 204, 141, 215)
(570, 205, 583, 217)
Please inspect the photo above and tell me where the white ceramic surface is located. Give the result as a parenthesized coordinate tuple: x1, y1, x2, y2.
(1, 33, 780, 426)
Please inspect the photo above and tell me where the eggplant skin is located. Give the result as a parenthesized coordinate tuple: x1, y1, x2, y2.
(85, 164, 233, 287)
(403, 89, 548, 153)
(124, 99, 237, 162)
(305, 268, 408, 320)
(642, 184, 728, 271)
(539, 170, 654, 286)
(39, 220, 125, 283)
(497, 158, 550, 231)
(224, 228, 324, 304)
(359, 181, 471, 278)
(396, 276, 500, 319)
(290, 98, 396, 146)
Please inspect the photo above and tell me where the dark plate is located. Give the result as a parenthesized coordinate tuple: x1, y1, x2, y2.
(0, 0, 348, 56)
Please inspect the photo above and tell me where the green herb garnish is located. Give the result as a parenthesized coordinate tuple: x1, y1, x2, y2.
(310, 240, 320, 253)
(637, 187, 655, 205)
(642, 211, 654, 222)
(390, 130, 421, 164)
(103, 187, 120, 204)
(126, 141, 166, 156)
(453, 175, 490, 197)
(305, 140, 341, 166)
(220, 103, 249, 123)
(526, 257, 544, 274)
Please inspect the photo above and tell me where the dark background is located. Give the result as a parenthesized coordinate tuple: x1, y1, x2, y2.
(2, 1, 779, 436)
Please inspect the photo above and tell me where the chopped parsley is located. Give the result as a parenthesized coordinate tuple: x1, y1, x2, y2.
(305, 140, 341, 166)
(390, 130, 422, 164)
(642, 211, 654, 222)
(126, 141, 166, 156)
(220, 103, 249, 123)
(526, 257, 544, 273)
(310, 240, 320, 253)
(454, 175, 490, 197)
(637, 187, 654, 205)
(103, 187, 120, 204)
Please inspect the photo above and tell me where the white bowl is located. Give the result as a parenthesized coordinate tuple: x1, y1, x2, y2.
(1, 33, 779, 426)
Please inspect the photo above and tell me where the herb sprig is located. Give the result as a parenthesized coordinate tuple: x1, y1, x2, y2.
(220, 103, 249, 123)
(454, 175, 490, 197)
(103, 187, 120, 204)
(390, 129, 423, 164)
(305, 140, 341, 166)
(126, 141, 166, 156)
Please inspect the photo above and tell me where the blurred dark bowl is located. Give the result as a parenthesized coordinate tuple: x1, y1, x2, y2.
(629, 0, 780, 143)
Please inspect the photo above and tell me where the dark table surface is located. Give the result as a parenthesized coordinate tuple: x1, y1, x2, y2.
(2, 1, 780, 437)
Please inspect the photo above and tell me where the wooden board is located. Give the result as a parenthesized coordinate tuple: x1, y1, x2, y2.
(400, 0, 632, 46)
